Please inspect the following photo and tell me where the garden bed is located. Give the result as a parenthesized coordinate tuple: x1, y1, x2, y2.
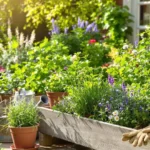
(39, 107, 150, 150)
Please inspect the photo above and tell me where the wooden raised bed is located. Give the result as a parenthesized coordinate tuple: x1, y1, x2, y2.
(39, 107, 150, 150)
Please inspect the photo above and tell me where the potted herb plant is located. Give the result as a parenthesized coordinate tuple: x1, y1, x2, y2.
(5, 94, 39, 150)
(45, 72, 68, 108)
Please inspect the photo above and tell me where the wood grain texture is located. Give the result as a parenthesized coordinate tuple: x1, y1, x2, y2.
(39, 107, 150, 150)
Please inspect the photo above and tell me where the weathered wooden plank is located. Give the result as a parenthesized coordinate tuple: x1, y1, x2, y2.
(39, 107, 150, 150)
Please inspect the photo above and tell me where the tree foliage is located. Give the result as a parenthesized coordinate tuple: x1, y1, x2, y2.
(24, 0, 102, 29)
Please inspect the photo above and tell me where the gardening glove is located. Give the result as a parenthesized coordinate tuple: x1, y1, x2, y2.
(122, 126, 150, 147)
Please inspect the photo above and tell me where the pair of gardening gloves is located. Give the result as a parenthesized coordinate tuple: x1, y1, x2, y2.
(122, 126, 150, 147)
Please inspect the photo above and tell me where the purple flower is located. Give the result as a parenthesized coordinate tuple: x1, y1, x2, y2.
(98, 103, 103, 107)
(110, 97, 113, 101)
(85, 21, 89, 27)
(134, 40, 138, 48)
(108, 75, 114, 85)
(51, 18, 60, 34)
(79, 21, 85, 28)
(51, 18, 55, 27)
(122, 82, 126, 91)
(139, 106, 143, 111)
(119, 106, 124, 111)
(125, 97, 129, 105)
(48, 32, 51, 35)
(93, 24, 99, 33)
(107, 104, 111, 111)
(52, 25, 60, 34)
(86, 22, 95, 32)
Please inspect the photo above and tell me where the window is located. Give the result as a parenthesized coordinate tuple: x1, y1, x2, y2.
(123, 0, 150, 43)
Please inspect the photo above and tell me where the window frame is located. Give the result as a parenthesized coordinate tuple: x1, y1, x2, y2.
(123, 0, 150, 43)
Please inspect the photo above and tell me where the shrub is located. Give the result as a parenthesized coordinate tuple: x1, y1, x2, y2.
(107, 30, 150, 86)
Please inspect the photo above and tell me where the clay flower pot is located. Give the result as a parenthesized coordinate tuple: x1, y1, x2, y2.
(46, 92, 68, 108)
(9, 125, 38, 149)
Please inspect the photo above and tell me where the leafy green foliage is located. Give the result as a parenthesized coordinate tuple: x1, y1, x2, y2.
(0, 73, 11, 94)
(96, 2, 133, 45)
(107, 29, 150, 86)
(6, 98, 39, 127)
(81, 41, 110, 67)
(23, 38, 70, 93)
(24, 0, 100, 29)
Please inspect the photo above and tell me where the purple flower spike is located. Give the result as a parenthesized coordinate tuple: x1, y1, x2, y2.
(134, 40, 138, 48)
(51, 18, 55, 24)
(80, 21, 85, 28)
(85, 21, 89, 27)
(52, 25, 60, 34)
(119, 106, 123, 111)
(110, 97, 113, 101)
(122, 82, 126, 91)
(98, 103, 103, 107)
(139, 106, 143, 111)
(125, 97, 128, 105)
(107, 104, 111, 111)
(93, 24, 99, 33)
(77, 17, 81, 27)
(86, 22, 95, 32)
(108, 75, 114, 85)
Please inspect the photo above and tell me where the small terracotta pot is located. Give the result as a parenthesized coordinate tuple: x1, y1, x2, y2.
(9, 125, 38, 149)
(10, 144, 39, 150)
(46, 92, 68, 108)
(0, 94, 12, 101)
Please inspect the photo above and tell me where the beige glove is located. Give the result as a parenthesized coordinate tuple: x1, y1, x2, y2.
(122, 127, 150, 147)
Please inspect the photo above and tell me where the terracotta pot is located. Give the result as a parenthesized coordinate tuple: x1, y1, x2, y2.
(0, 94, 12, 101)
(10, 144, 39, 150)
(46, 92, 67, 108)
(9, 125, 38, 149)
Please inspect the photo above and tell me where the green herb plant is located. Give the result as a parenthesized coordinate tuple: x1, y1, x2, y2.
(6, 97, 39, 127)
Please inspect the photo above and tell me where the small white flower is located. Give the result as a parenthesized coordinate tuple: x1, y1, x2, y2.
(114, 116, 119, 121)
(29, 30, 35, 46)
(108, 115, 113, 120)
(13, 56, 18, 63)
(132, 49, 137, 55)
(105, 107, 108, 112)
(123, 44, 129, 50)
(112, 110, 119, 116)
(70, 54, 77, 62)
(7, 26, 12, 40)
